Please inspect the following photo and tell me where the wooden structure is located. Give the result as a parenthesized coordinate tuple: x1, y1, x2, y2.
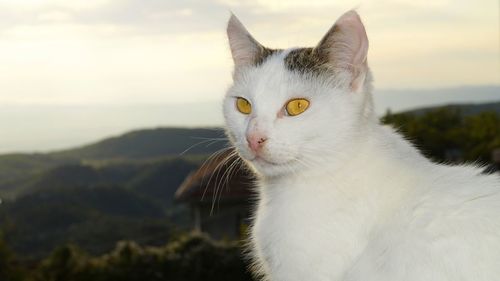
(175, 151, 255, 239)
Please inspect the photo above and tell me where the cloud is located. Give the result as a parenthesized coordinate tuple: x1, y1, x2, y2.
(1, 0, 492, 43)
(0, 0, 497, 106)
(0, 0, 230, 36)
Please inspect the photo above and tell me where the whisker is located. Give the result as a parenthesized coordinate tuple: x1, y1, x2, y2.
(209, 151, 238, 215)
(190, 136, 228, 141)
(217, 155, 242, 209)
(199, 147, 233, 201)
(179, 137, 227, 156)
(210, 153, 236, 214)
(212, 152, 236, 212)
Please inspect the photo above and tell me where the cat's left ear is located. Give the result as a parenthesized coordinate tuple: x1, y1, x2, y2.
(316, 10, 369, 92)
(227, 14, 265, 68)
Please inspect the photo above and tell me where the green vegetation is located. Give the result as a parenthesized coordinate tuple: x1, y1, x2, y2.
(0, 128, 227, 199)
(4, 233, 253, 281)
(0, 157, 202, 259)
(0, 127, 231, 269)
(54, 128, 227, 161)
(382, 106, 500, 163)
(404, 101, 500, 116)
(0, 233, 25, 281)
(0, 154, 76, 199)
(0, 186, 173, 258)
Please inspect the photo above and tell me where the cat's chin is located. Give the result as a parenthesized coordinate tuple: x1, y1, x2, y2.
(246, 156, 299, 178)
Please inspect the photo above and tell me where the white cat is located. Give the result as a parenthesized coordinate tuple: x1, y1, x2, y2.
(223, 10, 500, 281)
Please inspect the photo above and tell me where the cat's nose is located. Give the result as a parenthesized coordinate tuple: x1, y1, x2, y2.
(246, 133, 268, 153)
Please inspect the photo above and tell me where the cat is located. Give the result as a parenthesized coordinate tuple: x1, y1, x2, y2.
(222, 10, 500, 281)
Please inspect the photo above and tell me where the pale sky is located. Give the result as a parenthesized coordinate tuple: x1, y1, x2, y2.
(0, 0, 498, 105)
(0, 0, 499, 153)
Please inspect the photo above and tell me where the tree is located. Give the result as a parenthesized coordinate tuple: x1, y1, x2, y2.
(34, 244, 89, 281)
(33, 233, 254, 281)
(0, 233, 24, 281)
(382, 108, 500, 164)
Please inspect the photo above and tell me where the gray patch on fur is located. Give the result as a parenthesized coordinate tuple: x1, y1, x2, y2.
(284, 47, 331, 75)
(253, 47, 282, 66)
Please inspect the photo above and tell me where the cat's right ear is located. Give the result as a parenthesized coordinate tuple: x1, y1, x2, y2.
(227, 14, 263, 67)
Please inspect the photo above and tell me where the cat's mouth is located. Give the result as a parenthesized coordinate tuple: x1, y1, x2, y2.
(244, 152, 301, 176)
(252, 156, 279, 166)
(250, 155, 293, 167)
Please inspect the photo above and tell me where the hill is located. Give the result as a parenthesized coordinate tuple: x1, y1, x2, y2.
(0, 128, 231, 258)
(0, 185, 173, 258)
(405, 101, 500, 116)
(382, 104, 500, 163)
(53, 127, 228, 161)
(374, 85, 500, 115)
(0, 157, 201, 258)
(0, 128, 228, 199)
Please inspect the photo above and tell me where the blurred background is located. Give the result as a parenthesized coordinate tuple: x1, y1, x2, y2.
(0, 0, 498, 280)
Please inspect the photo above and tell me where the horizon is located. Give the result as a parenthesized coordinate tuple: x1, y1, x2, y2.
(1, 85, 499, 155)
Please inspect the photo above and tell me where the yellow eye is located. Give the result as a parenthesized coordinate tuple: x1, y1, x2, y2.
(236, 97, 252, 114)
(286, 99, 310, 116)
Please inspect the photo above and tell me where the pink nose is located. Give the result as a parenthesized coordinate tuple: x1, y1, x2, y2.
(246, 133, 268, 153)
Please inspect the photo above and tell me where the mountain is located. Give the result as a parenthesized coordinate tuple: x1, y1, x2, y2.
(0, 128, 228, 199)
(374, 85, 500, 114)
(53, 127, 228, 161)
(0, 154, 78, 199)
(0, 128, 231, 258)
(0, 185, 173, 258)
(404, 101, 500, 116)
(0, 157, 201, 258)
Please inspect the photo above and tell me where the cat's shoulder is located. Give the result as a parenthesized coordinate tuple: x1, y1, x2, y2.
(346, 169, 500, 281)
(398, 164, 500, 242)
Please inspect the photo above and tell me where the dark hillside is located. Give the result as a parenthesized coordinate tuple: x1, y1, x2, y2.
(405, 101, 500, 116)
(0, 154, 77, 198)
(54, 127, 228, 160)
(382, 105, 500, 163)
(127, 158, 199, 206)
(0, 186, 170, 258)
(0, 127, 228, 199)
(0, 157, 200, 258)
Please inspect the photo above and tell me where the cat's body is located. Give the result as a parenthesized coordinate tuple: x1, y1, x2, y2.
(252, 125, 500, 281)
(223, 11, 500, 281)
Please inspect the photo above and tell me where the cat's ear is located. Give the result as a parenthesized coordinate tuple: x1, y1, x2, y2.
(316, 10, 369, 92)
(227, 14, 264, 67)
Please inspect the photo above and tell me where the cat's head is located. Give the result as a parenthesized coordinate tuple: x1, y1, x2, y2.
(223, 10, 374, 178)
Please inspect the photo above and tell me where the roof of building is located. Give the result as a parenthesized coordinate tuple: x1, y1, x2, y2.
(175, 149, 255, 203)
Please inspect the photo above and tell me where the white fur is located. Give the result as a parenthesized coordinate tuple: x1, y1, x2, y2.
(223, 14, 500, 281)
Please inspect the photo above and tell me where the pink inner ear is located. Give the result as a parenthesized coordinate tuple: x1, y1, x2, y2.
(334, 11, 369, 66)
(227, 14, 262, 67)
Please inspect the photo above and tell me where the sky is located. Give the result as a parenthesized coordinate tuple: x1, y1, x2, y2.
(0, 0, 498, 153)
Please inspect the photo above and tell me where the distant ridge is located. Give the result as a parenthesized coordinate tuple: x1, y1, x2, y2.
(53, 127, 229, 161)
(404, 101, 500, 116)
(374, 85, 499, 114)
(0, 127, 229, 199)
